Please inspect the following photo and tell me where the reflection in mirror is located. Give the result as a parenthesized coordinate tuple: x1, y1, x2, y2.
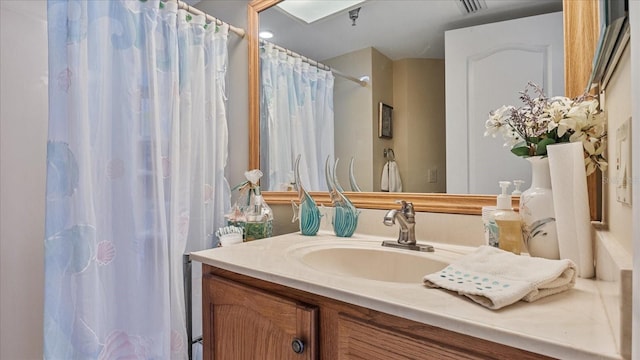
(247, 0, 599, 216)
(257, 0, 563, 193)
(260, 41, 335, 191)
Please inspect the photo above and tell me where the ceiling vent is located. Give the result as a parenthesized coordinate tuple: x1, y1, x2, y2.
(456, 0, 488, 15)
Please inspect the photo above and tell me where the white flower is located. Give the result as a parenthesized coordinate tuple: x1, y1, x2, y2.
(557, 117, 577, 137)
(244, 169, 263, 185)
(541, 97, 573, 135)
(484, 105, 513, 137)
(544, 99, 568, 120)
(585, 141, 607, 176)
(503, 134, 523, 148)
(565, 99, 598, 131)
(485, 82, 608, 175)
(583, 138, 596, 155)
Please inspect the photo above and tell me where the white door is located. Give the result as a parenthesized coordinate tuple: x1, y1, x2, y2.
(445, 12, 564, 194)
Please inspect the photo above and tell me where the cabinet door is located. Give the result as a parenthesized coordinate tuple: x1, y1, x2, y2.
(203, 274, 317, 360)
(337, 313, 548, 360)
(337, 314, 469, 360)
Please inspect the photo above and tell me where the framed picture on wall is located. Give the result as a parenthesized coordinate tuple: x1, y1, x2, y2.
(378, 102, 393, 139)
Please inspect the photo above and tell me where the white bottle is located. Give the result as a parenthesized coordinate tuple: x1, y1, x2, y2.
(512, 179, 525, 195)
(493, 181, 523, 255)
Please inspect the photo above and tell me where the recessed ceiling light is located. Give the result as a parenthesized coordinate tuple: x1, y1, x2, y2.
(277, 0, 367, 24)
(259, 30, 274, 39)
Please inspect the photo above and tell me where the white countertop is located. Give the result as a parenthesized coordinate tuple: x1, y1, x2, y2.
(191, 231, 622, 360)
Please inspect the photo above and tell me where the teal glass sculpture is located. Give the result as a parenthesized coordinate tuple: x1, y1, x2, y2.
(291, 155, 322, 236)
(348, 157, 362, 192)
(325, 157, 359, 237)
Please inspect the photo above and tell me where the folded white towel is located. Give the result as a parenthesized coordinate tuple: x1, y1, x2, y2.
(381, 161, 390, 191)
(381, 160, 402, 192)
(423, 246, 577, 310)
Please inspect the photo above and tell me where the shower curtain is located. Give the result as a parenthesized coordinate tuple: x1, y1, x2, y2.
(260, 43, 335, 191)
(44, 1, 230, 358)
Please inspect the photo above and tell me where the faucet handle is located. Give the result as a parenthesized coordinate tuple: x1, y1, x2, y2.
(395, 199, 413, 211)
(406, 201, 414, 211)
(395, 199, 408, 208)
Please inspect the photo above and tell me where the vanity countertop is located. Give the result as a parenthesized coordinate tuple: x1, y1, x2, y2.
(191, 231, 622, 360)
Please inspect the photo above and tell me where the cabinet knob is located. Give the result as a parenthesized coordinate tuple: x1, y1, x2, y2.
(291, 338, 305, 354)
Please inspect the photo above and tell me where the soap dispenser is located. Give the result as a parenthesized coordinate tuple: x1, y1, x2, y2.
(494, 181, 523, 255)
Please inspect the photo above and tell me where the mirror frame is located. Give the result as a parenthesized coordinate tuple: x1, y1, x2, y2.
(248, 0, 598, 216)
(562, 0, 601, 220)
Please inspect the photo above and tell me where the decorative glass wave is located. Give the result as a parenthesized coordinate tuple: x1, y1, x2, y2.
(325, 157, 359, 237)
(291, 155, 322, 236)
(348, 157, 362, 192)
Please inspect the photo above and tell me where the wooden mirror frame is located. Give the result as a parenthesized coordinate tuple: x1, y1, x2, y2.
(248, 0, 599, 216)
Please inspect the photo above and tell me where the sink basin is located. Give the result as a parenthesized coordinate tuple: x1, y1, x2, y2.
(299, 246, 450, 283)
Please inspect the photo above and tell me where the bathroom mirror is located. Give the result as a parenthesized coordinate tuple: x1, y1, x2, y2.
(248, 0, 599, 215)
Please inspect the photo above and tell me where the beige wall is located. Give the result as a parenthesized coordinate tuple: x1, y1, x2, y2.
(326, 49, 447, 193)
(630, 1, 639, 354)
(324, 48, 375, 191)
(371, 48, 395, 192)
(597, 33, 636, 359)
(393, 59, 446, 193)
(601, 44, 633, 254)
(0, 1, 47, 358)
(0, 1, 252, 358)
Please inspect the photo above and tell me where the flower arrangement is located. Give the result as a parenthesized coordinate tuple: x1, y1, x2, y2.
(226, 169, 273, 241)
(485, 82, 607, 175)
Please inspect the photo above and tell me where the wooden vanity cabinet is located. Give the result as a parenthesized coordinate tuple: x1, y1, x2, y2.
(202, 265, 552, 360)
(202, 273, 318, 359)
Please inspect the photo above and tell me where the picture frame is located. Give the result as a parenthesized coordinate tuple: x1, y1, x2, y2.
(378, 102, 393, 139)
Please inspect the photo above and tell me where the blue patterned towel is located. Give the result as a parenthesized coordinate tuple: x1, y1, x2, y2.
(423, 246, 576, 310)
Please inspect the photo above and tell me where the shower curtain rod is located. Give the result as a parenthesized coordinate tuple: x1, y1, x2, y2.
(261, 40, 368, 87)
(168, 0, 246, 38)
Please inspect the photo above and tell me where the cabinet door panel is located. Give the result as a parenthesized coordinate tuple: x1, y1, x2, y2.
(338, 313, 544, 360)
(203, 274, 317, 360)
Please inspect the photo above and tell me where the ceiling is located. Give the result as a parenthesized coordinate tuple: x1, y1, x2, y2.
(258, 0, 563, 61)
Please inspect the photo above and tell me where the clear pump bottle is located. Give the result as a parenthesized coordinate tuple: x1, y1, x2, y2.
(493, 181, 523, 255)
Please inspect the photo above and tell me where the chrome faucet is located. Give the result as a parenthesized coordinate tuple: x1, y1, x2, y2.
(382, 200, 434, 252)
(383, 200, 416, 245)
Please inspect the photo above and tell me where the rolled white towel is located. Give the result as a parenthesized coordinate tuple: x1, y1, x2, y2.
(381, 161, 390, 192)
(388, 160, 402, 192)
(381, 160, 402, 192)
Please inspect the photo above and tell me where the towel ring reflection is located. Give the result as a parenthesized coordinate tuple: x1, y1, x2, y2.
(383, 148, 395, 161)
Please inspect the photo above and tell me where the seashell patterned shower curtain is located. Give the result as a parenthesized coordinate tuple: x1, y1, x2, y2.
(260, 42, 335, 191)
(44, 1, 230, 358)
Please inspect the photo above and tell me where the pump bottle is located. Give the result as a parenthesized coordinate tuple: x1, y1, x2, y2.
(493, 181, 523, 255)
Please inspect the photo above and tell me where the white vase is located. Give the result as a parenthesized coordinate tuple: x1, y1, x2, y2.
(519, 156, 559, 259)
(548, 142, 594, 278)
